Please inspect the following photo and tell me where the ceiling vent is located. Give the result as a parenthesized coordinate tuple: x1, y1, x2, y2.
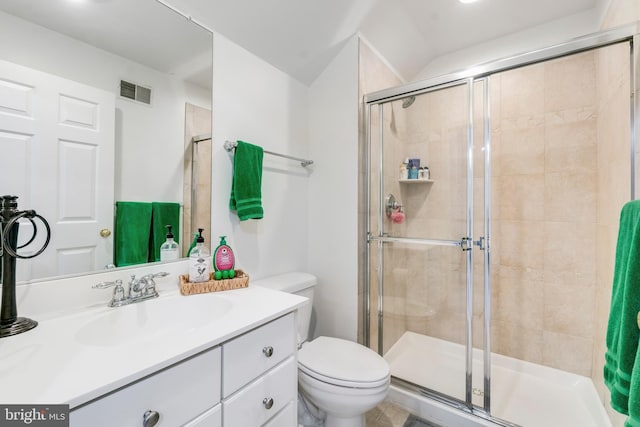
(120, 80, 152, 105)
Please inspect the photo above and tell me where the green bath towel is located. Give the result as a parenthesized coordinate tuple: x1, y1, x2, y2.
(605, 200, 640, 424)
(149, 202, 181, 262)
(114, 201, 152, 267)
(229, 140, 264, 221)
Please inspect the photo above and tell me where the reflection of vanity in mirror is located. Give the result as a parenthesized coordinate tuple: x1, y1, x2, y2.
(0, 0, 213, 284)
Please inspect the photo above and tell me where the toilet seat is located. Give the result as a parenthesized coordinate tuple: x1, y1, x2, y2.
(298, 336, 390, 388)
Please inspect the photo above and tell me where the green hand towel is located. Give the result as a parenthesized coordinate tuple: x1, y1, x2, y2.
(149, 202, 181, 262)
(605, 200, 640, 422)
(229, 140, 264, 221)
(114, 201, 152, 267)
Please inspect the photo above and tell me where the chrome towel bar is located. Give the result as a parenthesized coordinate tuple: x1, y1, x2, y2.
(224, 140, 314, 167)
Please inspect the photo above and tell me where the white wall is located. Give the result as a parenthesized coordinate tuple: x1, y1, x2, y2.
(307, 36, 360, 340)
(211, 32, 310, 280)
(172, 0, 352, 336)
(0, 10, 211, 205)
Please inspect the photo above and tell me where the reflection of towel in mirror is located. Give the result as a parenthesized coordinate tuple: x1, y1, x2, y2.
(605, 200, 640, 423)
(149, 202, 180, 262)
(229, 140, 264, 221)
(114, 201, 152, 267)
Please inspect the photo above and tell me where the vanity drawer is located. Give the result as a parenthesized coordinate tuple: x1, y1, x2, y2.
(184, 404, 221, 427)
(262, 400, 297, 427)
(222, 313, 295, 396)
(70, 347, 221, 427)
(223, 356, 297, 427)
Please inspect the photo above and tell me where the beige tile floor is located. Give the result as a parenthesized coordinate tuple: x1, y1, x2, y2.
(365, 400, 412, 427)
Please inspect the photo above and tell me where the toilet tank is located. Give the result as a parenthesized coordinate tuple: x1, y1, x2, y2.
(255, 272, 316, 345)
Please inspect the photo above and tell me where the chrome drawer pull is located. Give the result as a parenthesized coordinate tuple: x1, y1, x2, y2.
(143, 410, 160, 427)
(263, 397, 274, 409)
(262, 346, 274, 357)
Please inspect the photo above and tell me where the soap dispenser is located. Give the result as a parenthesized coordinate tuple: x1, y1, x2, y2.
(160, 225, 179, 262)
(213, 236, 235, 280)
(188, 228, 211, 283)
(186, 232, 199, 257)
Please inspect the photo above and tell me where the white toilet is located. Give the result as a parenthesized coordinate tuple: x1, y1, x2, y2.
(257, 273, 390, 427)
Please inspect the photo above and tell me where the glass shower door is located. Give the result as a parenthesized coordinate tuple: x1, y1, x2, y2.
(367, 80, 479, 407)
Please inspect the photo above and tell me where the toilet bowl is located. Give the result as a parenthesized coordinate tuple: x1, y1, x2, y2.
(255, 273, 390, 427)
(298, 336, 390, 427)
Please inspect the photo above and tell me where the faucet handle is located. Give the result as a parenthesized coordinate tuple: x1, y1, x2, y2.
(141, 272, 170, 280)
(93, 279, 123, 289)
(139, 273, 166, 297)
(148, 272, 169, 279)
(93, 279, 126, 306)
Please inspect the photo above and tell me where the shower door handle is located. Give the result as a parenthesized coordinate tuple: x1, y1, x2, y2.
(461, 237, 472, 251)
(461, 236, 486, 251)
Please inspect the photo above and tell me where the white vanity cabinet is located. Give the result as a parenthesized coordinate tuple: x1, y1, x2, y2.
(222, 313, 297, 427)
(70, 347, 222, 427)
(184, 405, 222, 427)
(69, 313, 297, 427)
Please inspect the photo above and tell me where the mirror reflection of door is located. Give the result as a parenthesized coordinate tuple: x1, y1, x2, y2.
(0, 60, 115, 281)
(0, 1, 213, 282)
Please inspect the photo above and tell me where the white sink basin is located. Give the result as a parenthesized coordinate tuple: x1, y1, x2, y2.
(75, 293, 233, 346)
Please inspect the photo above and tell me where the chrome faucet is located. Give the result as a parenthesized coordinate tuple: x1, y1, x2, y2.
(93, 272, 169, 307)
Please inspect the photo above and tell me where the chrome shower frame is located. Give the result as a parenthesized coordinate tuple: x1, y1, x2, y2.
(363, 22, 640, 427)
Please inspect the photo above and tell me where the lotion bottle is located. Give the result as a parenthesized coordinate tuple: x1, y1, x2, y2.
(160, 225, 179, 262)
(188, 228, 210, 282)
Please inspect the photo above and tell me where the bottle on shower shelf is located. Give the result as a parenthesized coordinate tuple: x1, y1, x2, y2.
(400, 162, 408, 180)
(408, 158, 420, 179)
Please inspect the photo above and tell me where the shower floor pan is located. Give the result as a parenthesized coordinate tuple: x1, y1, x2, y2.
(384, 332, 610, 427)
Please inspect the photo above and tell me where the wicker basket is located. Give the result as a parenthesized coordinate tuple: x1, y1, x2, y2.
(179, 269, 249, 296)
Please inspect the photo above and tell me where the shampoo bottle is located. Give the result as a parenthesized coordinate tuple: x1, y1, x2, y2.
(160, 225, 179, 262)
(188, 228, 210, 283)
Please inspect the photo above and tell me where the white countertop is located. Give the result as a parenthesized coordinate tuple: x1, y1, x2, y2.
(0, 279, 306, 409)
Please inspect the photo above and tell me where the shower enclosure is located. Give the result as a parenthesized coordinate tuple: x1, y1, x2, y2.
(363, 24, 639, 427)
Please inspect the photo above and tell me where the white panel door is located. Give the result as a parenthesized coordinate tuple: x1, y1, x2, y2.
(0, 59, 115, 281)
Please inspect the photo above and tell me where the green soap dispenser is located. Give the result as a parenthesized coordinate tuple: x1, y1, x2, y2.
(213, 236, 235, 280)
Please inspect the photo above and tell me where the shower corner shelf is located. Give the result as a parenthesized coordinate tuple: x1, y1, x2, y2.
(399, 179, 434, 184)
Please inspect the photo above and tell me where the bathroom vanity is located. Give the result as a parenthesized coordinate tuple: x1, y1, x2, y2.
(0, 261, 306, 426)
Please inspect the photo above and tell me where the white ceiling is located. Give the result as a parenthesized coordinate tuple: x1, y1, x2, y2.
(0, 0, 607, 87)
(173, 0, 606, 84)
(0, 0, 213, 88)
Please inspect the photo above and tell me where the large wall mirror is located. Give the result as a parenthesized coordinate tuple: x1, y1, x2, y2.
(0, 0, 213, 283)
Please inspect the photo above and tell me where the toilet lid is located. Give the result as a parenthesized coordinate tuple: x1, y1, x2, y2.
(298, 336, 390, 388)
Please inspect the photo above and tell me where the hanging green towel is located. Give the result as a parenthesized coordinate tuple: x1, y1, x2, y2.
(149, 202, 181, 262)
(114, 201, 152, 267)
(605, 200, 640, 424)
(229, 140, 264, 221)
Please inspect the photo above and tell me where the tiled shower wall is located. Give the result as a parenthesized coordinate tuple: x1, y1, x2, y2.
(593, 42, 632, 412)
(488, 51, 604, 376)
(361, 44, 632, 385)
(596, 1, 639, 423)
